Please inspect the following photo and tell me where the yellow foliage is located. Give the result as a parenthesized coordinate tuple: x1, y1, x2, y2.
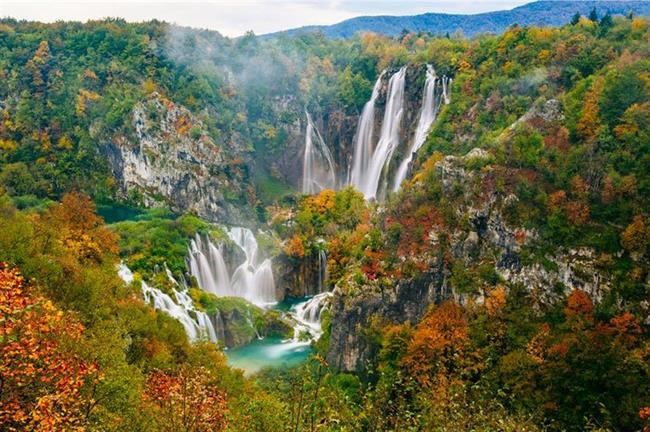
(0, 138, 18, 152)
(577, 77, 604, 142)
(83, 69, 98, 80)
(76, 89, 101, 116)
(142, 78, 156, 94)
(57, 135, 73, 150)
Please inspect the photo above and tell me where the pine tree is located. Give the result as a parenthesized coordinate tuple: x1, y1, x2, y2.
(600, 11, 613, 34)
(588, 7, 599, 22)
(571, 11, 581, 25)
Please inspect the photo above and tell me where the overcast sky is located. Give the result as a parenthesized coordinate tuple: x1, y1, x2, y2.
(2, 0, 533, 37)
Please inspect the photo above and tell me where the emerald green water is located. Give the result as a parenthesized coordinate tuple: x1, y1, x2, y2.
(226, 297, 315, 375)
(226, 337, 312, 375)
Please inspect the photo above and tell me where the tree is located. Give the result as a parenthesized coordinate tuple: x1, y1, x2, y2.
(0, 263, 100, 431)
(143, 367, 228, 432)
(600, 11, 614, 33)
(571, 12, 581, 25)
(588, 7, 599, 22)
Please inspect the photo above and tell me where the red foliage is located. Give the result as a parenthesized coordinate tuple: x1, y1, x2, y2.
(0, 263, 100, 431)
(143, 367, 228, 432)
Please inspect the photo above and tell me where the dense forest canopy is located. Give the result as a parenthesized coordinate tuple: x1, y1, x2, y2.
(0, 9, 649, 432)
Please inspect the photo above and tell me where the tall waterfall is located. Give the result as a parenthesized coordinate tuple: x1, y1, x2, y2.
(302, 112, 336, 194)
(360, 67, 407, 200)
(349, 72, 384, 191)
(118, 264, 218, 342)
(392, 65, 443, 191)
(187, 227, 277, 307)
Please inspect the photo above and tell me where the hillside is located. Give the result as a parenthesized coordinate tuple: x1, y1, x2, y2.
(1, 11, 649, 432)
(266, 1, 650, 38)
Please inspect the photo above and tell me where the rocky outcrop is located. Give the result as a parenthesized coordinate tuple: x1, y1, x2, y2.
(326, 147, 612, 372)
(104, 93, 253, 225)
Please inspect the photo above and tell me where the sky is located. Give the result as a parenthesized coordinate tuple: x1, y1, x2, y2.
(1, 0, 533, 37)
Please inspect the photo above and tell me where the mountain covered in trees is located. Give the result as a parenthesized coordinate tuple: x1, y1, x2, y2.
(265, 0, 650, 38)
(1, 8, 650, 432)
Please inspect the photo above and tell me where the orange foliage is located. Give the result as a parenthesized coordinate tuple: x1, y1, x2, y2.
(565, 289, 594, 316)
(548, 190, 566, 211)
(621, 215, 650, 255)
(304, 189, 336, 214)
(143, 367, 228, 432)
(403, 301, 468, 388)
(485, 286, 507, 316)
(0, 263, 100, 431)
(284, 234, 306, 259)
(577, 77, 604, 142)
(48, 193, 119, 261)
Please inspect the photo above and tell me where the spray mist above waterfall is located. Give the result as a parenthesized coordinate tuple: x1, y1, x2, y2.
(188, 227, 276, 306)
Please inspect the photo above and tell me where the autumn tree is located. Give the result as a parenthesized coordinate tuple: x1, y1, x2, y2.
(143, 367, 228, 432)
(0, 263, 100, 431)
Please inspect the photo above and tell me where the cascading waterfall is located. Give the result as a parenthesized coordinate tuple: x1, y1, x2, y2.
(302, 112, 337, 194)
(227, 227, 277, 306)
(188, 227, 277, 307)
(291, 292, 333, 339)
(118, 264, 218, 342)
(188, 233, 231, 296)
(355, 67, 407, 200)
(349, 71, 384, 191)
(392, 65, 447, 191)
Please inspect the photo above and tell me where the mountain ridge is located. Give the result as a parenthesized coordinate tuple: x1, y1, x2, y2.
(264, 1, 650, 38)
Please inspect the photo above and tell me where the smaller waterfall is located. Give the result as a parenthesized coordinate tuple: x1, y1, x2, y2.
(188, 227, 277, 307)
(291, 292, 333, 339)
(317, 249, 327, 293)
(442, 76, 452, 105)
(227, 227, 277, 306)
(350, 71, 384, 191)
(118, 264, 218, 343)
(302, 112, 337, 194)
(358, 67, 407, 200)
(188, 234, 231, 296)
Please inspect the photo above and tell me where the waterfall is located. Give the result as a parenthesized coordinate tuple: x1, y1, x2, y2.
(188, 233, 231, 296)
(291, 292, 333, 339)
(302, 112, 337, 194)
(392, 65, 442, 191)
(118, 264, 218, 343)
(317, 249, 327, 293)
(188, 227, 277, 307)
(349, 71, 384, 192)
(354, 67, 407, 200)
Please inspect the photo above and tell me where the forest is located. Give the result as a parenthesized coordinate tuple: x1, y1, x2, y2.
(0, 9, 649, 432)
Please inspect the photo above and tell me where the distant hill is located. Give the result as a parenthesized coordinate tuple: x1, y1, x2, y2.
(264, 1, 650, 39)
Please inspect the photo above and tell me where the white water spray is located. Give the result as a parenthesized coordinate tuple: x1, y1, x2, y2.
(392, 65, 447, 191)
(187, 227, 277, 307)
(360, 67, 407, 200)
(350, 71, 384, 192)
(302, 112, 337, 194)
(118, 264, 218, 342)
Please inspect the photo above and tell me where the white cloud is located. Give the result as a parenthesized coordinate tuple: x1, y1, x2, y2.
(1, 0, 531, 37)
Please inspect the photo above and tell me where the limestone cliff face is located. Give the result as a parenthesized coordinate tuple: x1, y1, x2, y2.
(104, 93, 254, 225)
(326, 145, 612, 372)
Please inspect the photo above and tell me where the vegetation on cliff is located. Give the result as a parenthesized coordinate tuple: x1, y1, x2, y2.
(0, 12, 649, 432)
